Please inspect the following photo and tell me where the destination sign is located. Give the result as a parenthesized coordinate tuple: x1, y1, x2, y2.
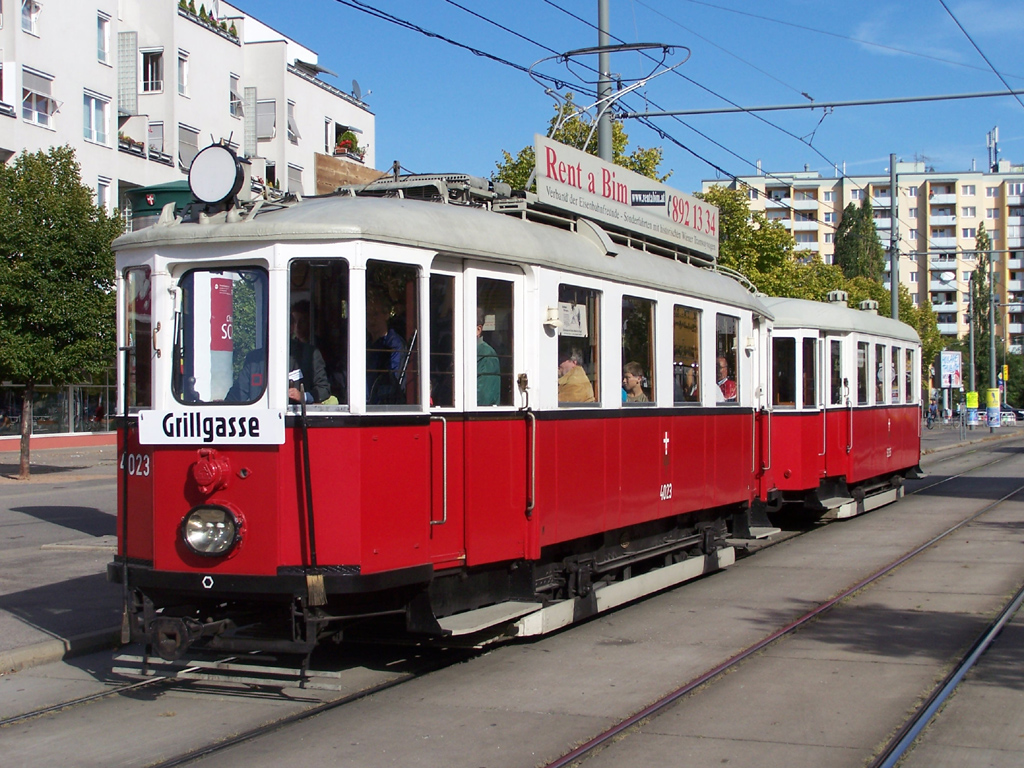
(138, 408, 286, 446)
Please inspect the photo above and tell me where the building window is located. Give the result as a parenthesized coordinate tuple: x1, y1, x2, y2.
(850, 189, 864, 200)
(824, 212, 836, 224)
(148, 121, 163, 153)
(795, 232, 817, 243)
(256, 99, 276, 140)
(795, 190, 816, 201)
(177, 51, 189, 96)
(287, 164, 302, 194)
(823, 190, 835, 202)
(912, 295, 919, 306)
(82, 91, 108, 144)
(97, 176, 110, 211)
(987, 208, 1001, 219)
(910, 272, 918, 282)
(747, 188, 758, 200)
(961, 206, 976, 217)
(962, 184, 975, 196)
(141, 50, 163, 93)
(962, 227, 977, 238)
(990, 229, 1000, 240)
(824, 233, 834, 244)
(908, 207, 918, 218)
(909, 229, 918, 240)
(1009, 182, 1024, 196)
(178, 124, 199, 170)
(229, 74, 242, 117)
(905, 186, 918, 197)
(287, 101, 300, 144)
(97, 13, 110, 63)
(986, 186, 999, 197)
(22, 68, 55, 127)
(22, 0, 41, 34)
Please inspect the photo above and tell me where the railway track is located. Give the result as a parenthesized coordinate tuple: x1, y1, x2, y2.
(2, 438, 1020, 767)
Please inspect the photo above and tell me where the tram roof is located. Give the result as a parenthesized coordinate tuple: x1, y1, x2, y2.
(761, 296, 920, 344)
(115, 194, 771, 317)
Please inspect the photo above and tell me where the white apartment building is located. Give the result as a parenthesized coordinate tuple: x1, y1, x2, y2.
(704, 162, 1024, 351)
(0, 0, 375, 213)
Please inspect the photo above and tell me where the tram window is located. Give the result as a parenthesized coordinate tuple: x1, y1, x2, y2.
(429, 275, 455, 408)
(289, 260, 349, 408)
(366, 261, 419, 410)
(830, 340, 843, 405)
(857, 342, 869, 405)
(175, 268, 269, 404)
(622, 296, 655, 405)
(891, 347, 900, 402)
(477, 277, 514, 406)
(772, 337, 796, 407)
(802, 338, 817, 408)
(715, 314, 739, 404)
(124, 267, 153, 410)
(673, 305, 701, 405)
(875, 343, 886, 403)
(905, 349, 915, 403)
(557, 284, 600, 405)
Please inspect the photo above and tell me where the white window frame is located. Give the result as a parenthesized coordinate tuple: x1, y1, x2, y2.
(987, 208, 1001, 219)
(286, 100, 300, 144)
(82, 90, 109, 144)
(255, 99, 276, 140)
(986, 187, 999, 198)
(229, 74, 242, 117)
(22, 67, 56, 127)
(823, 190, 835, 202)
(96, 175, 111, 212)
(97, 12, 110, 63)
(22, 0, 41, 35)
(178, 123, 199, 170)
(287, 163, 303, 194)
(177, 50, 189, 97)
(141, 48, 163, 93)
(148, 121, 164, 153)
(962, 185, 976, 196)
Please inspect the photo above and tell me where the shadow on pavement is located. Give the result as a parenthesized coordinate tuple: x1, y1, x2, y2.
(10, 505, 115, 537)
(0, 572, 121, 643)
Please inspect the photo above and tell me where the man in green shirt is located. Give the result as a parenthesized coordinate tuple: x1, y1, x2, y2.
(477, 308, 500, 406)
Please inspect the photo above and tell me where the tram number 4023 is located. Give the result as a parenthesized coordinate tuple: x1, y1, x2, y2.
(659, 483, 673, 501)
(120, 452, 151, 477)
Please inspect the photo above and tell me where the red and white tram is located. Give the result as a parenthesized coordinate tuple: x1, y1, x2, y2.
(110, 165, 782, 657)
(760, 294, 922, 517)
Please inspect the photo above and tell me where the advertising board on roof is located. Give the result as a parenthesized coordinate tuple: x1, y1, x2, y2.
(533, 135, 719, 261)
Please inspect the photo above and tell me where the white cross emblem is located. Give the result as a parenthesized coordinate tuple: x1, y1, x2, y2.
(663, 431, 670, 456)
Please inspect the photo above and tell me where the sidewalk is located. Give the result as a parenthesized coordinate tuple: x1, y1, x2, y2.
(0, 442, 122, 674)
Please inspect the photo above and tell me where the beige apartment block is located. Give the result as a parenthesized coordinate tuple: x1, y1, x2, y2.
(704, 162, 1024, 351)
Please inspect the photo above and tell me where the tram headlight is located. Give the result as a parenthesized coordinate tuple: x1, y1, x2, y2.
(181, 506, 239, 557)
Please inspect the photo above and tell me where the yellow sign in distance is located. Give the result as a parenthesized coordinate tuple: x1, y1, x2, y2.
(987, 388, 1001, 409)
(966, 391, 978, 409)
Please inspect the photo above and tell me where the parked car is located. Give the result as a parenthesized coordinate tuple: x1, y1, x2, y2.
(1001, 403, 1024, 422)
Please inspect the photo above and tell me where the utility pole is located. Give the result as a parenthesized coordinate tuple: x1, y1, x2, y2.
(597, 0, 612, 161)
(889, 154, 898, 320)
(990, 248, 997, 432)
(969, 270, 976, 391)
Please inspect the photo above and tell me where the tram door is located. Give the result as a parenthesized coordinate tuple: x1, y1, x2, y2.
(823, 333, 851, 478)
(427, 262, 528, 569)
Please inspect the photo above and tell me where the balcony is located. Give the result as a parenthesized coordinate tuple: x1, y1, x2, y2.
(928, 193, 956, 205)
(873, 217, 891, 229)
(1007, 195, 1023, 207)
(790, 198, 818, 210)
(1007, 238, 1024, 249)
(930, 279, 956, 292)
(1008, 257, 1023, 270)
(871, 196, 892, 209)
(931, 301, 957, 313)
(1008, 279, 1024, 292)
(792, 220, 818, 231)
(930, 236, 958, 249)
(117, 136, 146, 158)
(794, 242, 820, 253)
(929, 214, 957, 226)
(148, 149, 174, 167)
(1010, 323, 1024, 334)
(928, 257, 958, 272)
(764, 197, 790, 209)
(937, 323, 959, 335)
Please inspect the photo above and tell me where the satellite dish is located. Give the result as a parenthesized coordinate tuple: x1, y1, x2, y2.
(352, 79, 362, 101)
(940, 271, 955, 282)
(189, 145, 244, 205)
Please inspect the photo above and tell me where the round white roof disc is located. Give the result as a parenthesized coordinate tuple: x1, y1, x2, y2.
(189, 145, 244, 204)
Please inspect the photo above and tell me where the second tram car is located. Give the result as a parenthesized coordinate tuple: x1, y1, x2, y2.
(761, 295, 922, 517)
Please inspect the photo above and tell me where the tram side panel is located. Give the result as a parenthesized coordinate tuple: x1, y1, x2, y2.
(118, 426, 155, 563)
(769, 411, 827, 495)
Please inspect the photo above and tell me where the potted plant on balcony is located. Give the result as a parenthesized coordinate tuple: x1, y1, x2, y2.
(334, 131, 365, 161)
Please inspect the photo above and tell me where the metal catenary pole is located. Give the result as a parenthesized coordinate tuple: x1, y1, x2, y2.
(889, 154, 898, 320)
(597, 0, 612, 162)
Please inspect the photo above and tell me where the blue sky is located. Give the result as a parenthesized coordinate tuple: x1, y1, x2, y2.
(231, 0, 1024, 193)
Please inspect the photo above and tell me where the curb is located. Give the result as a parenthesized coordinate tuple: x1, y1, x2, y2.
(921, 429, 1021, 456)
(0, 627, 121, 676)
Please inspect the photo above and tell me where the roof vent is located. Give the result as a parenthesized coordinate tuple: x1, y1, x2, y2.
(858, 299, 879, 314)
(827, 290, 848, 306)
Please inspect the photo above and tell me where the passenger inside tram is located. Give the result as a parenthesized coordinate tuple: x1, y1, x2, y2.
(558, 348, 596, 403)
(622, 361, 649, 403)
(366, 289, 407, 405)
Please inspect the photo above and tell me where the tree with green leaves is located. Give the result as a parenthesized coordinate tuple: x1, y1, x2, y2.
(696, 185, 793, 276)
(833, 199, 885, 281)
(493, 93, 668, 189)
(0, 146, 123, 479)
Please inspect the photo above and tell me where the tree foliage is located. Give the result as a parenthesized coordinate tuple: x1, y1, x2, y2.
(833, 200, 886, 281)
(493, 93, 669, 190)
(0, 146, 123, 478)
(696, 185, 793, 275)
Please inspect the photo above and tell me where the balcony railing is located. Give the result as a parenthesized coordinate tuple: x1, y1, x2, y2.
(937, 322, 959, 335)
(928, 193, 956, 204)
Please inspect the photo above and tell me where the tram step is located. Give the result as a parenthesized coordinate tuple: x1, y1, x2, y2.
(438, 601, 542, 636)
